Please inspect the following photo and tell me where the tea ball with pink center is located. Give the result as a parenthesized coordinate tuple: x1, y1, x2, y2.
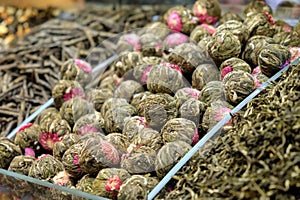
(114, 80, 144, 103)
(61, 143, 84, 179)
(38, 132, 61, 151)
(190, 24, 215, 43)
(53, 133, 80, 160)
(116, 33, 141, 53)
(60, 59, 92, 87)
(220, 57, 252, 80)
(105, 133, 130, 155)
(122, 116, 148, 141)
(73, 113, 104, 136)
(193, 0, 221, 25)
(139, 33, 163, 57)
(162, 118, 199, 146)
(163, 32, 189, 52)
(132, 128, 163, 152)
(223, 70, 256, 105)
(14, 123, 42, 152)
(52, 80, 84, 109)
(92, 168, 130, 198)
(174, 87, 201, 108)
(164, 6, 198, 35)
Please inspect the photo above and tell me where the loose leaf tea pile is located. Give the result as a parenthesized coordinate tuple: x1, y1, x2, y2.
(160, 63, 300, 199)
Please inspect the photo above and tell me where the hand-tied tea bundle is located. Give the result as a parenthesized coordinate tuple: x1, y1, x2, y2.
(159, 62, 300, 199)
(1, 0, 300, 199)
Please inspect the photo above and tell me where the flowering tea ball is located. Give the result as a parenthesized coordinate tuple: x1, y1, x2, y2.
(79, 139, 120, 175)
(131, 91, 152, 109)
(223, 70, 255, 105)
(47, 118, 71, 137)
(74, 174, 95, 197)
(253, 73, 269, 88)
(0, 138, 22, 169)
(202, 100, 234, 132)
(155, 141, 192, 178)
(169, 43, 212, 74)
(163, 32, 189, 52)
(34, 107, 59, 125)
(60, 59, 92, 87)
(258, 44, 291, 77)
(243, 0, 272, 18)
(141, 22, 170, 40)
(220, 57, 252, 80)
(59, 96, 95, 127)
(105, 133, 130, 155)
(118, 175, 159, 200)
(136, 93, 177, 130)
(116, 33, 141, 53)
(193, 0, 221, 25)
(122, 116, 148, 141)
(198, 35, 213, 51)
(8, 155, 35, 175)
(112, 51, 143, 77)
(242, 35, 275, 68)
(219, 12, 242, 25)
(139, 33, 163, 57)
(207, 30, 241, 66)
(273, 31, 300, 48)
(164, 6, 198, 35)
(121, 152, 156, 174)
(104, 106, 136, 133)
(73, 113, 104, 136)
(14, 123, 41, 151)
(192, 62, 220, 91)
(98, 74, 121, 91)
(244, 12, 276, 37)
(132, 128, 163, 151)
(53, 134, 80, 160)
(51, 170, 74, 200)
(28, 154, 64, 182)
(101, 97, 129, 116)
(62, 143, 84, 179)
(190, 24, 215, 43)
(198, 81, 225, 105)
(162, 118, 199, 145)
(174, 87, 201, 109)
(86, 88, 113, 112)
(114, 80, 144, 102)
(179, 98, 207, 127)
(92, 168, 130, 198)
(216, 20, 250, 45)
(147, 63, 187, 94)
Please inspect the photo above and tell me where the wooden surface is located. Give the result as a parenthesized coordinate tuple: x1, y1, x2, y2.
(0, 0, 85, 8)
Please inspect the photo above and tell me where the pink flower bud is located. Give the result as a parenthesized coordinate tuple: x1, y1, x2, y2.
(25, 148, 35, 157)
(39, 132, 61, 151)
(161, 62, 182, 74)
(138, 117, 148, 128)
(252, 66, 262, 75)
(221, 66, 233, 79)
(36, 154, 52, 160)
(290, 47, 300, 63)
(74, 59, 92, 74)
(193, 5, 218, 25)
(63, 88, 85, 102)
(141, 65, 153, 83)
(200, 24, 216, 35)
(165, 33, 189, 47)
(53, 170, 71, 186)
(17, 123, 33, 134)
(253, 75, 262, 88)
(192, 129, 199, 146)
(105, 175, 122, 192)
(124, 34, 141, 51)
(264, 12, 276, 26)
(101, 141, 120, 165)
(183, 88, 200, 99)
(77, 125, 99, 136)
(167, 11, 183, 32)
(214, 107, 233, 126)
(73, 154, 79, 165)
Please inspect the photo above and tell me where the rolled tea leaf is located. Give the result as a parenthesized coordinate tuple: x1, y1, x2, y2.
(174, 87, 201, 109)
(220, 57, 252, 80)
(273, 31, 300, 48)
(114, 80, 144, 103)
(198, 81, 226, 105)
(190, 24, 215, 43)
(244, 12, 276, 37)
(86, 88, 113, 112)
(73, 112, 104, 136)
(132, 128, 163, 151)
(122, 116, 148, 141)
(192, 62, 220, 91)
(121, 152, 156, 174)
(105, 133, 130, 155)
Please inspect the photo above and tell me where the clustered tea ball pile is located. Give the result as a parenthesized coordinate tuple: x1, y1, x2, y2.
(1, 0, 299, 199)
